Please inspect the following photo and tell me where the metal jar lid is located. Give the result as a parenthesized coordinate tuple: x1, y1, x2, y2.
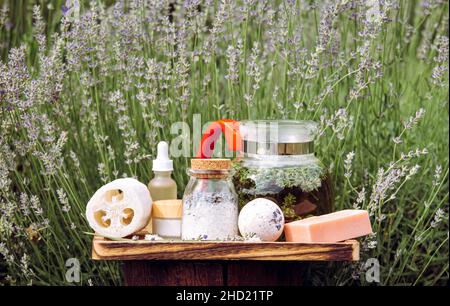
(243, 140, 314, 156)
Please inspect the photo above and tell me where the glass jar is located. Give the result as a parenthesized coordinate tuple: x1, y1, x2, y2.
(182, 159, 239, 240)
(152, 200, 182, 239)
(233, 120, 334, 222)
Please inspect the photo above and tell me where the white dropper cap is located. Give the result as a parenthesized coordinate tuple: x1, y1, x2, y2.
(152, 141, 173, 171)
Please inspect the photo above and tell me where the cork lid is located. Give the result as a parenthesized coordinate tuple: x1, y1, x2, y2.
(189, 159, 233, 179)
(190, 159, 231, 170)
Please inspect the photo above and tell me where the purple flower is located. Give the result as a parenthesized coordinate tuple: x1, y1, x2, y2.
(61, 0, 79, 17)
(61, 4, 69, 16)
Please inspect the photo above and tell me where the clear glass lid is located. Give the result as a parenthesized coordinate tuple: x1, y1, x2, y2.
(239, 120, 318, 143)
(239, 120, 318, 156)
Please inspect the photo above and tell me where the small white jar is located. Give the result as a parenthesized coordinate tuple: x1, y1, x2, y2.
(152, 200, 182, 239)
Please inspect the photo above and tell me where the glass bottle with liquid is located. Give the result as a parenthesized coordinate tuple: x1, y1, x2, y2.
(148, 141, 177, 201)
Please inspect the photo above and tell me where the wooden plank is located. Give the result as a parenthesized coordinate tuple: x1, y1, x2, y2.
(92, 236, 359, 261)
(226, 261, 307, 286)
(122, 261, 224, 286)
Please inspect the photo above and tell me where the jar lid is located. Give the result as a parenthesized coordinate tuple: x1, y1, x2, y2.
(190, 159, 231, 170)
(152, 200, 182, 218)
(239, 120, 317, 156)
(243, 140, 314, 155)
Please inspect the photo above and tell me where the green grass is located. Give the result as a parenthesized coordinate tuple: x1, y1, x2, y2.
(0, 0, 448, 285)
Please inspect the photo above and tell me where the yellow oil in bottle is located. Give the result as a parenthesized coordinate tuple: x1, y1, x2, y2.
(148, 171, 177, 201)
(146, 141, 177, 233)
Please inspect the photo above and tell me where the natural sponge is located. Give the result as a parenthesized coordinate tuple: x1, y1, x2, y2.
(86, 178, 152, 238)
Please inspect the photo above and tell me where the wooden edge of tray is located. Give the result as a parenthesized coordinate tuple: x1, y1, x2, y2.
(91, 236, 360, 261)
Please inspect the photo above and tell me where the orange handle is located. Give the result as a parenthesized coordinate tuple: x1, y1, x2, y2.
(196, 120, 241, 158)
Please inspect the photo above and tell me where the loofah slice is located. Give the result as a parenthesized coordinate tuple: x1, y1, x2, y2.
(86, 178, 152, 238)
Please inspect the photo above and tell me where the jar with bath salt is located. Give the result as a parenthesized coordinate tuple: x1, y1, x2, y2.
(182, 159, 239, 241)
(152, 200, 182, 239)
(233, 120, 334, 222)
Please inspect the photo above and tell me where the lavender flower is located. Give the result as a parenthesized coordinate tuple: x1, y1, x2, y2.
(431, 36, 449, 87)
(344, 151, 355, 178)
(433, 165, 442, 186)
(403, 108, 426, 130)
(0, 3, 9, 29)
(353, 187, 366, 209)
(246, 42, 262, 92)
(225, 43, 242, 84)
(430, 208, 445, 228)
(320, 108, 353, 140)
(57, 188, 71, 213)
(32, 5, 46, 53)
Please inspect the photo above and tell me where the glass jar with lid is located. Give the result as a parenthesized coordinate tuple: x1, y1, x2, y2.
(232, 120, 334, 221)
(181, 159, 239, 240)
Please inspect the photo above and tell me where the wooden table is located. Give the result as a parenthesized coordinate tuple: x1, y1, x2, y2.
(92, 236, 359, 286)
(92, 237, 359, 286)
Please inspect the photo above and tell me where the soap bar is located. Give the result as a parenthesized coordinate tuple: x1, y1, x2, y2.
(284, 210, 372, 243)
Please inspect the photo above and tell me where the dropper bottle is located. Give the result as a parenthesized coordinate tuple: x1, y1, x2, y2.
(148, 141, 177, 201)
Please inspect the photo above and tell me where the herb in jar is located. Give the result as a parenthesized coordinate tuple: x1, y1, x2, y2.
(233, 161, 334, 222)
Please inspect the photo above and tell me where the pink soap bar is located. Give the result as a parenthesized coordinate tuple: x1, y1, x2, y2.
(284, 210, 373, 243)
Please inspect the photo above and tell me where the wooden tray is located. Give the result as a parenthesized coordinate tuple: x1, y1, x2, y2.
(92, 236, 360, 261)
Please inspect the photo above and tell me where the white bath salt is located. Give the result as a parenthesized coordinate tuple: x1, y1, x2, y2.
(182, 192, 238, 241)
(144, 234, 163, 241)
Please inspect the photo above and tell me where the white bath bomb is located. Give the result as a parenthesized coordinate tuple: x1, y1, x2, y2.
(238, 198, 284, 242)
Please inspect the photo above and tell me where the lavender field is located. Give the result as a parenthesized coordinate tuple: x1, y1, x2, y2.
(0, 0, 448, 285)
